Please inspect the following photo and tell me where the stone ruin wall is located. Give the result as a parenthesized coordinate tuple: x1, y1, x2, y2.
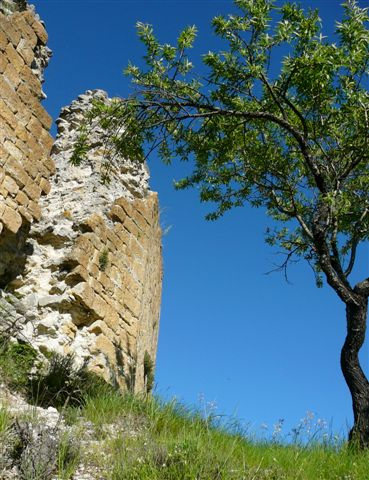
(0, 1, 53, 279)
(0, 2, 162, 393)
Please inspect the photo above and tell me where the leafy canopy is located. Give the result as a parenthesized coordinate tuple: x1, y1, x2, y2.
(74, 0, 369, 301)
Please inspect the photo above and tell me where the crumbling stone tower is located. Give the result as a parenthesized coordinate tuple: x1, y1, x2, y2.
(0, 0, 162, 393)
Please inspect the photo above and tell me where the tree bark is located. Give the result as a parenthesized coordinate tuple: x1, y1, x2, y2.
(341, 296, 369, 447)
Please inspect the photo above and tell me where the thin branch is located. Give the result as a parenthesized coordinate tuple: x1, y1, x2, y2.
(260, 72, 288, 121)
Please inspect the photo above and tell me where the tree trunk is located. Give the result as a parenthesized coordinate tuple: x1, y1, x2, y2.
(341, 296, 369, 447)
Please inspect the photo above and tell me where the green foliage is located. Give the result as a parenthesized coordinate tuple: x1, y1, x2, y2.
(0, 407, 12, 437)
(0, 340, 38, 392)
(81, 389, 128, 433)
(69, 127, 89, 167)
(70, 392, 369, 480)
(73, 0, 369, 301)
(1, 386, 365, 479)
(98, 248, 109, 272)
(57, 432, 81, 480)
(29, 352, 112, 409)
(143, 351, 155, 394)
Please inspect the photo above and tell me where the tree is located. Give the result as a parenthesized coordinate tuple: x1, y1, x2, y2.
(73, 0, 369, 447)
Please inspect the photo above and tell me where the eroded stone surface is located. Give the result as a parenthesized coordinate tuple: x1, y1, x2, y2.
(0, 0, 28, 16)
(4, 91, 162, 392)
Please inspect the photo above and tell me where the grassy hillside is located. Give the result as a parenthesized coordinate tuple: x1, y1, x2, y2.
(0, 342, 369, 479)
(66, 393, 369, 480)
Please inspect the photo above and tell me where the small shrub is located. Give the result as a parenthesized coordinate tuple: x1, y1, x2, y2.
(98, 248, 109, 271)
(143, 351, 154, 394)
(29, 352, 112, 409)
(0, 340, 38, 392)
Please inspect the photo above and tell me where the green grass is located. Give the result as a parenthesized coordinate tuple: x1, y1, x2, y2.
(63, 393, 369, 480)
(0, 339, 38, 393)
(57, 431, 81, 480)
(1, 344, 369, 479)
(0, 407, 12, 436)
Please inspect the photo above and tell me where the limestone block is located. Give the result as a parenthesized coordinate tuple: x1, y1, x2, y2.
(4, 60, 21, 87)
(5, 43, 23, 70)
(16, 38, 34, 65)
(15, 190, 28, 205)
(3, 21, 21, 47)
(83, 232, 102, 250)
(123, 216, 140, 237)
(18, 205, 32, 223)
(72, 282, 96, 311)
(61, 322, 77, 339)
(39, 177, 51, 195)
(32, 19, 48, 44)
(88, 320, 111, 337)
(109, 204, 126, 223)
(12, 14, 37, 47)
(115, 197, 133, 217)
(39, 131, 54, 151)
(65, 265, 89, 285)
(97, 271, 114, 293)
(104, 308, 120, 332)
(0, 53, 7, 72)
(1, 204, 22, 232)
(32, 102, 52, 129)
(89, 277, 103, 295)
(92, 295, 109, 319)
(3, 140, 22, 162)
(2, 174, 18, 195)
(14, 123, 30, 143)
(23, 179, 41, 200)
(75, 235, 95, 257)
(88, 262, 99, 278)
(0, 28, 7, 50)
(0, 79, 18, 112)
(123, 292, 141, 319)
(93, 334, 117, 366)
(134, 199, 152, 225)
(4, 156, 30, 187)
(131, 209, 149, 232)
(19, 10, 36, 28)
(27, 200, 41, 220)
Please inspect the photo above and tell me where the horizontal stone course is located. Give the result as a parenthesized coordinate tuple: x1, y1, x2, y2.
(0, 8, 54, 234)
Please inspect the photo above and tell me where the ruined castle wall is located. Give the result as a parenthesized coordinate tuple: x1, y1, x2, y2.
(0, 4, 53, 284)
(0, 6, 162, 393)
(1, 88, 162, 393)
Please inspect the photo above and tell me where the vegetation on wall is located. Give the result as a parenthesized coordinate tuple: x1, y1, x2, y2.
(98, 248, 109, 272)
(144, 350, 155, 394)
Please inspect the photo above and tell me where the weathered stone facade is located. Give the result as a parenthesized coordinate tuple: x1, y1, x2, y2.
(0, 3, 162, 393)
(0, 2, 53, 283)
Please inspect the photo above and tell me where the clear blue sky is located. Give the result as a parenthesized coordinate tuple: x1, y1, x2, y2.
(31, 0, 369, 440)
